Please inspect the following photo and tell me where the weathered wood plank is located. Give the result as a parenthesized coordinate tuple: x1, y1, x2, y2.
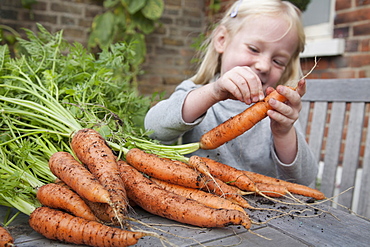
(190, 225, 309, 247)
(357, 107, 370, 218)
(304, 78, 370, 102)
(320, 102, 346, 198)
(308, 102, 328, 163)
(251, 196, 370, 247)
(338, 102, 365, 209)
(299, 101, 310, 133)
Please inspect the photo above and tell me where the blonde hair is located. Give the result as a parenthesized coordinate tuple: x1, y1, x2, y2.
(191, 0, 305, 87)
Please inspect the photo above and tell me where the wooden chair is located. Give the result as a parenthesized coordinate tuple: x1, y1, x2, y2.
(299, 78, 370, 218)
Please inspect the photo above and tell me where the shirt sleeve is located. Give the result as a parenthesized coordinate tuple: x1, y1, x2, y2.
(271, 121, 319, 186)
(144, 80, 205, 144)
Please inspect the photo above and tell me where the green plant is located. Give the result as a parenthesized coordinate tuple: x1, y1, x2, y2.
(287, 0, 311, 12)
(88, 0, 164, 73)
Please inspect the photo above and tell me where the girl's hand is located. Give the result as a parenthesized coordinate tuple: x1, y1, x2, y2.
(267, 79, 306, 137)
(211, 66, 265, 104)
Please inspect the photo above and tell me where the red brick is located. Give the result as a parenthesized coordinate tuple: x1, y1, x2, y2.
(336, 0, 352, 10)
(356, 0, 370, 7)
(335, 8, 370, 24)
(162, 37, 184, 46)
(334, 27, 349, 38)
(50, 2, 83, 15)
(333, 56, 350, 69)
(164, 0, 181, 7)
(360, 39, 370, 51)
(350, 54, 370, 67)
(345, 39, 360, 52)
(354, 22, 370, 36)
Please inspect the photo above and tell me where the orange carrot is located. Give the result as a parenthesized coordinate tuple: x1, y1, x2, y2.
(29, 207, 146, 247)
(83, 200, 119, 225)
(125, 148, 250, 208)
(36, 182, 98, 221)
(70, 128, 129, 219)
(49, 152, 111, 204)
(243, 171, 326, 200)
(151, 177, 250, 213)
(200, 157, 257, 192)
(0, 226, 14, 247)
(254, 183, 286, 198)
(187, 155, 212, 177)
(118, 161, 251, 229)
(201, 157, 325, 200)
(200, 88, 291, 150)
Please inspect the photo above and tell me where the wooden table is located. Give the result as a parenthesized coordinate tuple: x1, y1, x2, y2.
(1, 194, 370, 247)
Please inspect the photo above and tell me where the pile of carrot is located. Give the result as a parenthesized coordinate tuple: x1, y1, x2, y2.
(28, 128, 325, 247)
(0, 226, 14, 247)
(30, 129, 148, 247)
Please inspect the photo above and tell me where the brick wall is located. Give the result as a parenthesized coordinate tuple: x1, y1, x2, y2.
(138, 0, 205, 97)
(0, 0, 104, 45)
(301, 0, 370, 79)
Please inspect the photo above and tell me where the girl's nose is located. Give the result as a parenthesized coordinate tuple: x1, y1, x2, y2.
(254, 56, 270, 74)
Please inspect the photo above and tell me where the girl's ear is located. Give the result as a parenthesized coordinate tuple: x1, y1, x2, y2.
(214, 25, 228, 54)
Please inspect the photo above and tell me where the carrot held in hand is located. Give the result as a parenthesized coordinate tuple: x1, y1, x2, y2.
(71, 128, 129, 222)
(118, 161, 251, 229)
(200, 87, 292, 150)
(0, 226, 14, 247)
(29, 207, 146, 247)
(36, 182, 98, 221)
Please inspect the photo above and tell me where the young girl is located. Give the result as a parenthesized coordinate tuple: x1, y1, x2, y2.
(144, 0, 318, 186)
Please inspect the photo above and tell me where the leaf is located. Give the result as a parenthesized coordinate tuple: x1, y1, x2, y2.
(133, 12, 155, 34)
(127, 0, 147, 14)
(104, 0, 120, 8)
(141, 0, 164, 20)
(89, 12, 116, 49)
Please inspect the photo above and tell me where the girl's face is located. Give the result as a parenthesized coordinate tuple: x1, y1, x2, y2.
(215, 14, 299, 91)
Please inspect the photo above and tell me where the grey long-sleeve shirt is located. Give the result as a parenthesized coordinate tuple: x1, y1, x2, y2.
(144, 80, 318, 186)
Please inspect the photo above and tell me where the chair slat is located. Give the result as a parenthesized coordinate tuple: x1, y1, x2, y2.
(299, 101, 310, 132)
(338, 103, 365, 209)
(357, 114, 370, 217)
(304, 78, 370, 102)
(320, 102, 346, 198)
(308, 102, 328, 163)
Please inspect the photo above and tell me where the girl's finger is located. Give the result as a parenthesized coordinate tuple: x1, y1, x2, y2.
(296, 79, 306, 97)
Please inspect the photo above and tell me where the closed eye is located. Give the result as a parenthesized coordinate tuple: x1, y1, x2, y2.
(248, 45, 259, 53)
(273, 59, 286, 67)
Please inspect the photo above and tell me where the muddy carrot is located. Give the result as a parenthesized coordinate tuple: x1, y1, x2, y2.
(36, 182, 98, 221)
(200, 88, 292, 150)
(49, 152, 111, 204)
(29, 207, 146, 247)
(82, 200, 119, 225)
(151, 177, 250, 213)
(200, 157, 257, 192)
(125, 148, 250, 208)
(0, 226, 14, 247)
(118, 161, 251, 229)
(243, 171, 326, 200)
(70, 128, 129, 220)
(254, 183, 286, 198)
